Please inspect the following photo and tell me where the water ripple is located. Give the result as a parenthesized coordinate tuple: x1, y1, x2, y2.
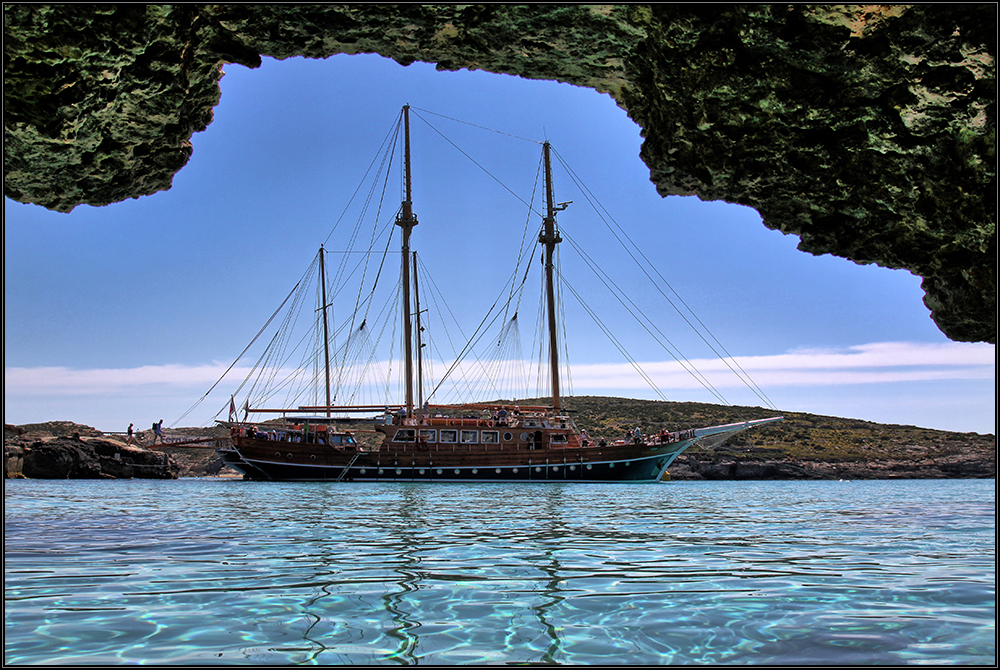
(5, 479, 995, 665)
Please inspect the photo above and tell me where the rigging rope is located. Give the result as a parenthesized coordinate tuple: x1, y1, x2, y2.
(409, 106, 542, 145)
(322, 110, 404, 249)
(409, 109, 542, 217)
(559, 229, 729, 405)
(551, 147, 778, 411)
(175, 266, 311, 427)
(558, 272, 670, 403)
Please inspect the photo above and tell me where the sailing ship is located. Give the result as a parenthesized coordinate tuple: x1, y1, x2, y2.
(216, 105, 782, 482)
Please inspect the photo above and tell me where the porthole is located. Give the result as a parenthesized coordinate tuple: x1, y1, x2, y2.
(503, 432, 514, 441)
(586, 464, 593, 470)
(359, 468, 367, 474)
(419, 469, 425, 475)
(520, 432, 530, 441)
(310, 455, 316, 461)
(396, 468, 402, 475)
(569, 465, 575, 471)
(436, 469, 443, 475)
(495, 468, 501, 474)
(535, 467, 542, 473)
(625, 461, 630, 466)
(286, 453, 293, 459)
(472, 469, 478, 474)
(512, 468, 519, 473)
(454, 469, 460, 475)
(378, 468, 384, 475)
(275, 452, 281, 458)
(552, 466, 559, 472)
(609, 463, 615, 468)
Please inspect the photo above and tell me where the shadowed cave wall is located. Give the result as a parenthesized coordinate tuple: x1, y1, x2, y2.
(3, 5, 995, 343)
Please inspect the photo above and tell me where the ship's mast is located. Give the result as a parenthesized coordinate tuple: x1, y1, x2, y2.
(318, 245, 332, 417)
(540, 142, 562, 411)
(413, 250, 425, 416)
(397, 105, 419, 417)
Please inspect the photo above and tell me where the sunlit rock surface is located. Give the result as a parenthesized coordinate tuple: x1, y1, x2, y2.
(3, 5, 995, 342)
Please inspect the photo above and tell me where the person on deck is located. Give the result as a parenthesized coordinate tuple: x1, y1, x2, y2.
(152, 420, 164, 445)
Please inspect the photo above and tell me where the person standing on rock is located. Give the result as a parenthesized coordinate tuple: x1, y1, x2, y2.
(125, 423, 137, 446)
(152, 419, 164, 445)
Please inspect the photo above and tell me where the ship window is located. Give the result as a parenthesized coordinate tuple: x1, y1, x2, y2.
(419, 429, 436, 443)
(482, 431, 499, 444)
(440, 429, 458, 443)
(393, 429, 417, 443)
(461, 430, 478, 444)
(551, 434, 568, 443)
(328, 434, 342, 445)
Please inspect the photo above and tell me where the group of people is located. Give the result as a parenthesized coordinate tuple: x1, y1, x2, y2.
(620, 427, 693, 445)
(479, 406, 519, 426)
(237, 424, 349, 446)
(123, 420, 164, 447)
(388, 405, 525, 428)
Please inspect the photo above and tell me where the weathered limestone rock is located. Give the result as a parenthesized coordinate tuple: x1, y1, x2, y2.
(668, 446, 996, 480)
(4, 432, 180, 480)
(3, 5, 995, 342)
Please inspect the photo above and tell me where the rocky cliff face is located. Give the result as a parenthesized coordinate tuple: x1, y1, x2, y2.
(4, 424, 180, 479)
(3, 5, 995, 342)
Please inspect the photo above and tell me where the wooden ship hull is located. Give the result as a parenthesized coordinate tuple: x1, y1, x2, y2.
(219, 415, 783, 483)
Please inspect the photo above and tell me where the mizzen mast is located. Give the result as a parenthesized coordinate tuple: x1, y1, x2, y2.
(318, 245, 332, 417)
(397, 105, 419, 417)
(540, 141, 563, 412)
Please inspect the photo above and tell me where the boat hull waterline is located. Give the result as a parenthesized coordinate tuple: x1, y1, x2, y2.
(218, 418, 782, 483)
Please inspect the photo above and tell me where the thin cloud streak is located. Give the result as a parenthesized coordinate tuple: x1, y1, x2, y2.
(6, 341, 993, 396)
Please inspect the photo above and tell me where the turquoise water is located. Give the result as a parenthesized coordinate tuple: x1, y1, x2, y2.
(4, 479, 995, 665)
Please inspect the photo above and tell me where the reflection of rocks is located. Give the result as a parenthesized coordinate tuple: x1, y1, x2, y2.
(4, 425, 179, 479)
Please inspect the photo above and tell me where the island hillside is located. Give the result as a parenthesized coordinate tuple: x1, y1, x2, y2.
(5, 397, 994, 480)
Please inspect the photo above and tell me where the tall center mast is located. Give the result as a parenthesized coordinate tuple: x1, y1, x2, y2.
(540, 142, 562, 411)
(397, 105, 419, 417)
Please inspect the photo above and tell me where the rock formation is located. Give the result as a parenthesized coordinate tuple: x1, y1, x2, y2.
(668, 448, 996, 480)
(3, 5, 995, 342)
(4, 423, 179, 479)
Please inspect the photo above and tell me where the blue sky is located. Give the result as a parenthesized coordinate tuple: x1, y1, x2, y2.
(4, 54, 995, 435)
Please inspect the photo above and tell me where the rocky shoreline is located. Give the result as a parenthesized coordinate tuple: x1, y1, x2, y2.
(4, 431, 179, 480)
(5, 416, 995, 481)
(666, 450, 994, 481)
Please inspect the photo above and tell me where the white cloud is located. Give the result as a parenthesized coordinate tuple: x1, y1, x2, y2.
(5, 341, 993, 397)
(4, 341, 994, 433)
(567, 341, 995, 390)
(4, 364, 248, 395)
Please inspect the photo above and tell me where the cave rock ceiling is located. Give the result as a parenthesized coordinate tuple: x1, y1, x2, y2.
(3, 5, 995, 342)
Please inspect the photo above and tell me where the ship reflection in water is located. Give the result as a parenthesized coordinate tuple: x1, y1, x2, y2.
(269, 484, 574, 665)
